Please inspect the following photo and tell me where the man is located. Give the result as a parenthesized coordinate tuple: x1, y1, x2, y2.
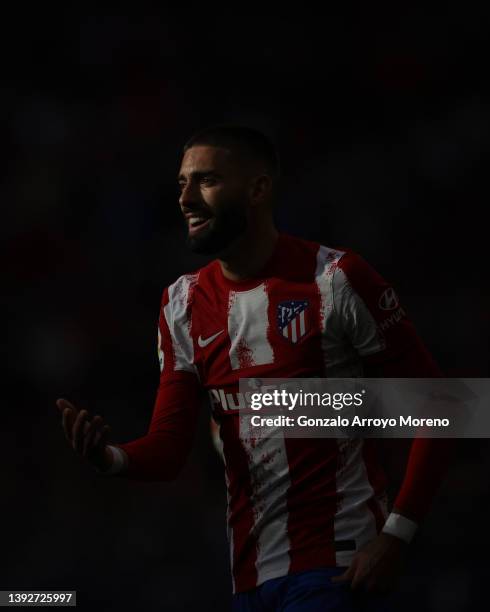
(57, 126, 451, 611)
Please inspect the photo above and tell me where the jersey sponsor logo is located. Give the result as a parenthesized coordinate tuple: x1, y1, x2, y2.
(209, 388, 253, 411)
(379, 306, 406, 331)
(378, 288, 399, 311)
(198, 329, 224, 348)
(277, 300, 309, 343)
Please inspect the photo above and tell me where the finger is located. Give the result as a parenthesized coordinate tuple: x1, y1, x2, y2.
(72, 410, 90, 453)
(58, 398, 78, 442)
(56, 398, 78, 442)
(62, 408, 77, 442)
(93, 424, 110, 449)
(82, 416, 103, 457)
(56, 398, 77, 414)
(331, 563, 356, 583)
(350, 565, 369, 591)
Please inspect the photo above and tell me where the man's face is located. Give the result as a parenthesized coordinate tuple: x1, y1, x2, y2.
(178, 146, 251, 255)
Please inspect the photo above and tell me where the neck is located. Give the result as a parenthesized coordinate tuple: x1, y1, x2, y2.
(218, 220, 279, 282)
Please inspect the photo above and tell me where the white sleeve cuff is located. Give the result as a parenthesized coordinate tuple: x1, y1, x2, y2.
(381, 512, 418, 544)
(97, 445, 127, 475)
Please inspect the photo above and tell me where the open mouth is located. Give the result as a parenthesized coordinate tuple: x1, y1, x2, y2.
(187, 215, 212, 236)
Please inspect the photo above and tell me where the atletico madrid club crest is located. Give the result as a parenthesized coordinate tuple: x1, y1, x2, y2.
(277, 300, 310, 344)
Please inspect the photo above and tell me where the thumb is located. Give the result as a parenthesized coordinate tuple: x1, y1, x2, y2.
(331, 561, 357, 583)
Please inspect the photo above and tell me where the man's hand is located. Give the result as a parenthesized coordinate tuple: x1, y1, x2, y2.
(331, 532, 406, 593)
(56, 398, 113, 472)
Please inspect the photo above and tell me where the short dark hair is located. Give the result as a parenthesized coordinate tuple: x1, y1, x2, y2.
(183, 125, 280, 180)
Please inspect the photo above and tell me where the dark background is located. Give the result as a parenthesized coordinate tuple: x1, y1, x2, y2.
(2, 7, 489, 611)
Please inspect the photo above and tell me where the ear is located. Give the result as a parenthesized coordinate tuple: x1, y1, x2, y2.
(249, 175, 273, 206)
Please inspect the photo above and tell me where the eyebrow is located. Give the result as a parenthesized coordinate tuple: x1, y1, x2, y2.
(177, 170, 222, 182)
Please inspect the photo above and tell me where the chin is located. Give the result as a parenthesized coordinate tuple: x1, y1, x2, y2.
(186, 228, 241, 256)
(187, 231, 223, 255)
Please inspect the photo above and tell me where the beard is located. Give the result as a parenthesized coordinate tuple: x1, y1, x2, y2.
(185, 197, 248, 255)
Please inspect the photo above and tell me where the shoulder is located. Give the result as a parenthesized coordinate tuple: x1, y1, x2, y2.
(275, 233, 346, 281)
(167, 270, 200, 300)
(162, 260, 215, 306)
(312, 242, 390, 309)
(332, 248, 388, 297)
(307, 239, 365, 285)
(282, 234, 372, 272)
(163, 261, 215, 301)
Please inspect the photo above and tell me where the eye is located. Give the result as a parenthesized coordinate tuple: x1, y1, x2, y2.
(201, 176, 217, 185)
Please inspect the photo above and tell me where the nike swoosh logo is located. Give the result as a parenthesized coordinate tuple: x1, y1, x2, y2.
(198, 330, 224, 348)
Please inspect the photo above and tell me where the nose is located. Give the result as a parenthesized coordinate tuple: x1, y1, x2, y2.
(179, 180, 200, 210)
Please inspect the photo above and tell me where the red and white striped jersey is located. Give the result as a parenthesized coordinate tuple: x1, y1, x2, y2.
(118, 232, 443, 593)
